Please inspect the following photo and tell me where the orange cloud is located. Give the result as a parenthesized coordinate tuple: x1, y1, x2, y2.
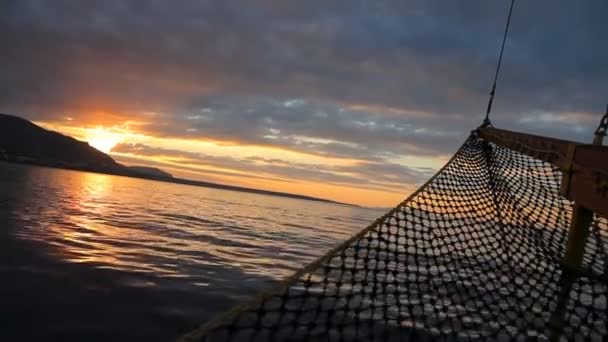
(34, 118, 434, 207)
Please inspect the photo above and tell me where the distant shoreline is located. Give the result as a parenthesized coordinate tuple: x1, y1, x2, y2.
(0, 160, 358, 207)
(0, 113, 358, 208)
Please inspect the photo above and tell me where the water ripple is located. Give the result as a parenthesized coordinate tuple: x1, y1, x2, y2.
(0, 162, 384, 341)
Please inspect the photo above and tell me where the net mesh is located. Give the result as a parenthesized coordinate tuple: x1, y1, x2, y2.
(186, 133, 608, 341)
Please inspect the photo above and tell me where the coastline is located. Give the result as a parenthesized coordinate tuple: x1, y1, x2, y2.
(0, 159, 358, 207)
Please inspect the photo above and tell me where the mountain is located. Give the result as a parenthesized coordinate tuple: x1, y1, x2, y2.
(0, 114, 122, 171)
(0, 113, 175, 179)
(0, 114, 353, 206)
(126, 166, 173, 178)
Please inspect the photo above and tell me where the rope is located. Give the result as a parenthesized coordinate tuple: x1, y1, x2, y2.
(483, 0, 516, 127)
(185, 132, 608, 341)
(178, 137, 472, 341)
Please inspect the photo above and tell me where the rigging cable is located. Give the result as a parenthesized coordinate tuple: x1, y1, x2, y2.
(483, 0, 516, 126)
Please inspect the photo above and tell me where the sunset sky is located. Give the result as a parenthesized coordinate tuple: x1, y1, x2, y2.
(1, 1, 607, 207)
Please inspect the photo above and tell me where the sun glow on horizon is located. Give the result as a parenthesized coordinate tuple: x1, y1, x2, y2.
(35, 120, 434, 207)
(86, 127, 123, 154)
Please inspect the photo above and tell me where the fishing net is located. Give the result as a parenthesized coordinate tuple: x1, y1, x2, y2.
(182, 132, 608, 341)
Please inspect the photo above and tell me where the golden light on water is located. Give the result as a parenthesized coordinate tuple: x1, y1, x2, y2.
(12, 168, 363, 280)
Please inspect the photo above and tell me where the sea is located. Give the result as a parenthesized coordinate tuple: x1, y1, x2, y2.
(0, 161, 384, 341)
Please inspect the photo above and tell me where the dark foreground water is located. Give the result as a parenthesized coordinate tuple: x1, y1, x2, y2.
(0, 162, 383, 341)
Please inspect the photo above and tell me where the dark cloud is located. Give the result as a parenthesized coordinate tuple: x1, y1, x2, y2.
(1, 0, 606, 176)
(142, 95, 463, 159)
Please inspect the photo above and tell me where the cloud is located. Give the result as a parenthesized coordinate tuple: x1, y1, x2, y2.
(139, 95, 463, 159)
(112, 142, 432, 193)
(1, 0, 607, 204)
(2, 1, 606, 125)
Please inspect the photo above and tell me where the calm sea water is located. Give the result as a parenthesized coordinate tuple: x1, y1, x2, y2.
(0, 162, 384, 341)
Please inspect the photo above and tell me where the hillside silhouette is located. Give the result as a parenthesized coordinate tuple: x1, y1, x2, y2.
(0, 113, 121, 171)
(0, 114, 351, 206)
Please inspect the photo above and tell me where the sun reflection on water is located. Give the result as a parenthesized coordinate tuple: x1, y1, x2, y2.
(9, 165, 380, 285)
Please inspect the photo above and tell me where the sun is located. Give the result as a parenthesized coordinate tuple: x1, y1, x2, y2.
(89, 136, 119, 154)
(86, 127, 122, 154)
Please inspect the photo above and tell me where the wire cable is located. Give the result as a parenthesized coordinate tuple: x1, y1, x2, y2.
(483, 0, 516, 126)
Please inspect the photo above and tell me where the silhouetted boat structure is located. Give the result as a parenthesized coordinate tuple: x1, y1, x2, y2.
(179, 111, 608, 341)
(180, 1, 607, 340)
